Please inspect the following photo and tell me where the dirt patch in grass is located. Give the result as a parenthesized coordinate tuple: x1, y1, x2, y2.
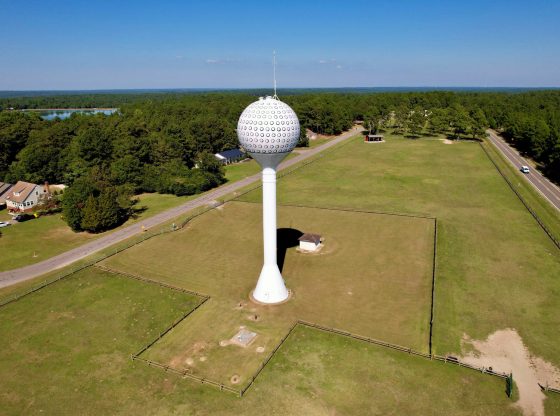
(169, 341, 209, 369)
(460, 329, 560, 416)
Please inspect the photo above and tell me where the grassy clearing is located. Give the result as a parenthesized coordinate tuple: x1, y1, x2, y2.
(101, 201, 434, 385)
(0, 192, 194, 272)
(237, 134, 560, 369)
(0, 267, 520, 415)
(224, 152, 300, 183)
(224, 159, 260, 182)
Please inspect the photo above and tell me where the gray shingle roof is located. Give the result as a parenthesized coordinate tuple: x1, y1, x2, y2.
(298, 233, 322, 244)
(216, 148, 244, 159)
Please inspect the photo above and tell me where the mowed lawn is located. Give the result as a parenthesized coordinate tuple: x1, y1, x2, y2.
(0, 266, 522, 415)
(101, 201, 435, 386)
(237, 135, 560, 369)
(0, 267, 200, 414)
(224, 159, 260, 182)
(223, 151, 300, 183)
(0, 192, 194, 272)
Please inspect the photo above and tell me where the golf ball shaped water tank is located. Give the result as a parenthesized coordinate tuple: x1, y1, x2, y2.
(237, 96, 300, 154)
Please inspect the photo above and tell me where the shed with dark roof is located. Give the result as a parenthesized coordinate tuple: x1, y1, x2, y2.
(365, 134, 384, 143)
(298, 233, 322, 252)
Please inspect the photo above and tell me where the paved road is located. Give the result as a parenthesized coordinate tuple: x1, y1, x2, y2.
(0, 128, 363, 289)
(486, 129, 560, 211)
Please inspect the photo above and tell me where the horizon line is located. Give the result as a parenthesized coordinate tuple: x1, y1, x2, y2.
(2, 86, 560, 93)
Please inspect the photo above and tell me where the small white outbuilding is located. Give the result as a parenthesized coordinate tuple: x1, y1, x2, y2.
(298, 233, 322, 252)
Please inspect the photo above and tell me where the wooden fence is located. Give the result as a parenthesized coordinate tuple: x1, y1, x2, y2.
(131, 356, 240, 395)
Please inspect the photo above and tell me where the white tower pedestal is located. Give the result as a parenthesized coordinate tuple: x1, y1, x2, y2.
(252, 167, 290, 304)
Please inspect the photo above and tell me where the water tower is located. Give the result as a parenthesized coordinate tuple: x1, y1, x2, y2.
(237, 92, 300, 304)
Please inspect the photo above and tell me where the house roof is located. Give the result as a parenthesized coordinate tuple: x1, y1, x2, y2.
(216, 148, 244, 160)
(367, 134, 384, 138)
(0, 182, 13, 204)
(5, 181, 38, 204)
(298, 233, 322, 244)
(0, 182, 13, 196)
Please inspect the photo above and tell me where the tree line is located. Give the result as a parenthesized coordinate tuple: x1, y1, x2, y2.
(1, 90, 558, 232)
(287, 90, 559, 180)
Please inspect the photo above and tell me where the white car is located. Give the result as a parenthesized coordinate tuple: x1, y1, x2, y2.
(0, 221, 10, 228)
(520, 165, 530, 174)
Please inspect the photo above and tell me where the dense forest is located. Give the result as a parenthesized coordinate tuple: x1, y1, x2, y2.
(1, 90, 558, 232)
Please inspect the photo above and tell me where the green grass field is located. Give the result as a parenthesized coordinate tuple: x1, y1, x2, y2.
(223, 152, 299, 183)
(224, 159, 260, 182)
(101, 202, 434, 386)
(0, 192, 194, 272)
(1, 133, 559, 414)
(237, 135, 560, 369)
(0, 266, 522, 415)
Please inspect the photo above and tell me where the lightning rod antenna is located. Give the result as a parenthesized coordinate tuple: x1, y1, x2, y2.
(273, 50, 278, 99)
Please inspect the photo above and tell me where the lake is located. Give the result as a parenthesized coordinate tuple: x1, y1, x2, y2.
(33, 108, 118, 120)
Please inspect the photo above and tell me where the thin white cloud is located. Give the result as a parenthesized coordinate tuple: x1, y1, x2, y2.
(318, 58, 340, 70)
(318, 58, 338, 65)
(205, 57, 241, 65)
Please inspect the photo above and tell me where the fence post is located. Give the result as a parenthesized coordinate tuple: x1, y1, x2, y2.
(506, 373, 514, 398)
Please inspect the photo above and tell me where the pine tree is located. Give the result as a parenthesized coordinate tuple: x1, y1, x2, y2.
(80, 196, 102, 232)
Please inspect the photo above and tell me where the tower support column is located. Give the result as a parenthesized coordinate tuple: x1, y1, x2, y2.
(252, 167, 289, 304)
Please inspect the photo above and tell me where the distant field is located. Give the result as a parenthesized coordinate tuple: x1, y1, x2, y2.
(0, 266, 521, 415)
(0, 192, 194, 272)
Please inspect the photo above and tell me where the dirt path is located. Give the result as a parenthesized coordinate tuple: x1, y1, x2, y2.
(460, 329, 560, 416)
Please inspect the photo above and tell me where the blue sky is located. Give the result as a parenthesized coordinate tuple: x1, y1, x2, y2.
(1, 0, 559, 90)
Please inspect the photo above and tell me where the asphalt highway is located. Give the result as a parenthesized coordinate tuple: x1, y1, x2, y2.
(486, 129, 560, 212)
(0, 128, 362, 289)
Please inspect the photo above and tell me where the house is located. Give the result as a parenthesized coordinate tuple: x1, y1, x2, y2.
(306, 128, 317, 140)
(298, 233, 322, 252)
(0, 182, 13, 207)
(214, 148, 245, 165)
(365, 134, 384, 143)
(5, 181, 50, 213)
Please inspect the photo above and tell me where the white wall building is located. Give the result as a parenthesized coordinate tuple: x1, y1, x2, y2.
(5, 181, 49, 213)
(298, 233, 322, 252)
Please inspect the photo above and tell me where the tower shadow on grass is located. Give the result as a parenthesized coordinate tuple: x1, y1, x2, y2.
(277, 228, 303, 273)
